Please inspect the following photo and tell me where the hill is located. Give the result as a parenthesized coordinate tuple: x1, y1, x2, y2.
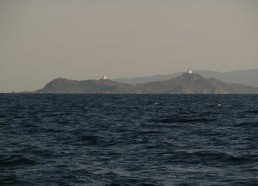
(37, 77, 134, 93)
(37, 73, 258, 94)
(115, 69, 258, 87)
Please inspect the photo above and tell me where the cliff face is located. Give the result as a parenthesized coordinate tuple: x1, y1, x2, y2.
(37, 74, 258, 94)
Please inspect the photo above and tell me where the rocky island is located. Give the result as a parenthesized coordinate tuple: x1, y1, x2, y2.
(37, 70, 258, 94)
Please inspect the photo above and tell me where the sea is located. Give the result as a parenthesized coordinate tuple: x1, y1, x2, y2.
(0, 94, 258, 186)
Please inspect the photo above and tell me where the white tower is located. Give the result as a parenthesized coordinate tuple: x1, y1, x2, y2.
(187, 68, 193, 74)
(100, 75, 109, 80)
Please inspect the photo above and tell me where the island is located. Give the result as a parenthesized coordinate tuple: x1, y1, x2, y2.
(37, 69, 258, 94)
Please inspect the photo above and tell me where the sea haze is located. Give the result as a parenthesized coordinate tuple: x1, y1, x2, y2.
(0, 94, 258, 185)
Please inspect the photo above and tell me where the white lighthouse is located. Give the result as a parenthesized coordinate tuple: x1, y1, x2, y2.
(100, 75, 109, 80)
(187, 68, 193, 74)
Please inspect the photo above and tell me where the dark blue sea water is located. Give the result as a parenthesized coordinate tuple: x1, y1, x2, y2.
(0, 94, 258, 186)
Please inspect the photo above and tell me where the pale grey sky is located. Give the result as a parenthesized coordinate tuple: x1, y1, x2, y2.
(0, 0, 257, 92)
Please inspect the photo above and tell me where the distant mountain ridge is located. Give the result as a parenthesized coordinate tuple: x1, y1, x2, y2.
(37, 72, 258, 94)
(114, 68, 258, 87)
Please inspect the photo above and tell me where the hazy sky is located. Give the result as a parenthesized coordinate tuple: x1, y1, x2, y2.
(0, 0, 258, 92)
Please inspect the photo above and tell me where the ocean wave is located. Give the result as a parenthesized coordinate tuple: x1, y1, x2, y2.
(235, 122, 258, 127)
(0, 173, 32, 186)
(170, 150, 258, 164)
(154, 117, 216, 124)
(0, 154, 36, 166)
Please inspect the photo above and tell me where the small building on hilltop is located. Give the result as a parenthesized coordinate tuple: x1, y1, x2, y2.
(100, 75, 109, 80)
(187, 68, 193, 74)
